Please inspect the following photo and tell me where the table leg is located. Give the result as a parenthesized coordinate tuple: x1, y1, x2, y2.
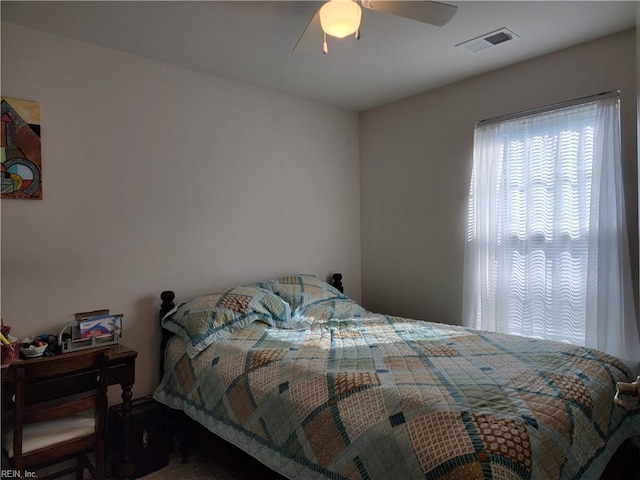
(119, 382, 135, 478)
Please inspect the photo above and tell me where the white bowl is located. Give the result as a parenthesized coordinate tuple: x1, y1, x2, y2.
(20, 344, 47, 358)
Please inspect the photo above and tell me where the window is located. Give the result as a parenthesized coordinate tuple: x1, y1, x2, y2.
(463, 93, 639, 368)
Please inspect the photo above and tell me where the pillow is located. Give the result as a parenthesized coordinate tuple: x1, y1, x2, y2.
(254, 274, 347, 315)
(162, 286, 292, 357)
(295, 298, 366, 325)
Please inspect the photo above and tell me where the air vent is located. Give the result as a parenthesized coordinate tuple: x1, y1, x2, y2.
(456, 28, 519, 53)
(485, 31, 512, 45)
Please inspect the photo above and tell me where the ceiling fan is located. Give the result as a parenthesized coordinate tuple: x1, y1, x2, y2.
(294, 0, 458, 54)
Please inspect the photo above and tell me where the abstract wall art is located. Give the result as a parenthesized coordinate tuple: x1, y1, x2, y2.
(1, 97, 42, 199)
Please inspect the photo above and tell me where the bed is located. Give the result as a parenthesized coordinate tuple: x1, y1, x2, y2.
(153, 274, 640, 479)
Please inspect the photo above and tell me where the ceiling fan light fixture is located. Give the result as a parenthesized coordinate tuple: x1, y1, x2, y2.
(319, 0, 362, 39)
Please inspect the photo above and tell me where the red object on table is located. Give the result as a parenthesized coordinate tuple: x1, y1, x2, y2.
(1, 342, 19, 364)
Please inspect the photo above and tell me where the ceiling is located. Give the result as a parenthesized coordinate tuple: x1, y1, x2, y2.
(1, 1, 637, 111)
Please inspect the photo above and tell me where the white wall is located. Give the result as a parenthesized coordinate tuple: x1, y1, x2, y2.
(0, 22, 361, 398)
(360, 29, 638, 325)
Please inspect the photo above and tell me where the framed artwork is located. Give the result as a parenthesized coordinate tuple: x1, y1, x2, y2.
(1, 97, 42, 199)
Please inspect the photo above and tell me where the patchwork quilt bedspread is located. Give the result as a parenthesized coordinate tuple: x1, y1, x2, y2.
(154, 299, 640, 480)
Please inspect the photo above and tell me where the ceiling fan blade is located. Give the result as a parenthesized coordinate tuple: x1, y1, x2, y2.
(293, 9, 323, 53)
(362, 1, 458, 27)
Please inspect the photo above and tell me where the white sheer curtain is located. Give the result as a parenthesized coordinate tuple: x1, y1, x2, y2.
(463, 95, 640, 373)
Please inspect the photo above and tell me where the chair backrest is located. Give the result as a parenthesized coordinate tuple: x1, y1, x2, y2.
(7, 348, 111, 470)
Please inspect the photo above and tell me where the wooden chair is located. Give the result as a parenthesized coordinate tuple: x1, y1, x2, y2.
(2, 348, 111, 480)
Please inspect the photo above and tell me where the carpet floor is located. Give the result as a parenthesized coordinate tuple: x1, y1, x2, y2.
(137, 450, 239, 480)
(135, 434, 286, 480)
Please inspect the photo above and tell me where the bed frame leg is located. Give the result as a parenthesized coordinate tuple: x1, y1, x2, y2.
(615, 376, 640, 410)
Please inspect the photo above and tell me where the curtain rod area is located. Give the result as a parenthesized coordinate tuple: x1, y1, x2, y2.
(476, 90, 620, 127)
